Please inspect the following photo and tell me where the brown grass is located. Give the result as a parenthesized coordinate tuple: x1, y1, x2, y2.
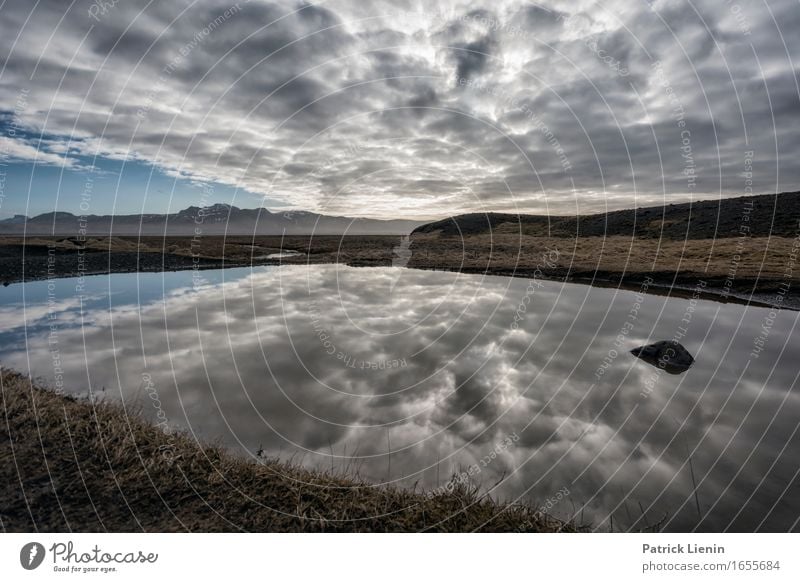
(408, 234, 800, 283)
(0, 368, 568, 532)
(0, 235, 401, 266)
(4, 233, 798, 289)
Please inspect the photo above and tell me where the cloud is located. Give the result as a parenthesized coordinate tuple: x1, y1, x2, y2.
(449, 34, 497, 80)
(0, 0, 798, 218)
(0, 136, 78, 168)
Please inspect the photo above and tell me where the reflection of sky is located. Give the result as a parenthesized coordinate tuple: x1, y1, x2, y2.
(1, 265, 798, 532)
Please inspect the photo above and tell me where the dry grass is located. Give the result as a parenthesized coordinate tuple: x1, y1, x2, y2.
(4, 233, 798, 288)
(408, 234, 800, 283)
(0, 368, 568, 533)
(0, 235, 400, 265)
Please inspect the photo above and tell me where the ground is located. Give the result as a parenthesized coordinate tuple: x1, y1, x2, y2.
(1, 228, 798, 309)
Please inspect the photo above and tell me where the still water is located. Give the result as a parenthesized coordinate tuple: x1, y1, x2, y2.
(1, 265, 798, 531)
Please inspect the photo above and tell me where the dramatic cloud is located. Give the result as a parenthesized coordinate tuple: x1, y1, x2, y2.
(1, 0, 799, 218)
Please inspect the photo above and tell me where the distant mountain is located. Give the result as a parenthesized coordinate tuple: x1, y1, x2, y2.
(1, 214, 28, 225)
(412, 192, 800, 239)
(0, 204, 424, 236)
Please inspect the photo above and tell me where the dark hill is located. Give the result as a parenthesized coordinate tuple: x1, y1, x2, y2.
(412, 191, 800, 239)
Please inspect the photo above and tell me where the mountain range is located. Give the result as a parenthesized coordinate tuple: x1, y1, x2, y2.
(0, 204, 424, 236)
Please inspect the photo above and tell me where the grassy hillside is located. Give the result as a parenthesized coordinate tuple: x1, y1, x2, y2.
(408, 192, 800, 305)
(412, 191, 800, 239)
(0, 368, 567, 532)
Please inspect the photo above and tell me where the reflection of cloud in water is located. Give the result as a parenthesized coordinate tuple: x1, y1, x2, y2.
(2, 265, 799, 531)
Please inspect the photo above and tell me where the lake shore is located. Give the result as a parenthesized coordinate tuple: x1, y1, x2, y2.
(0, 235, 400, 286)
(405, 233, 800, 311)
(0, 368, 570, 532)
(2, 234, 798, 310)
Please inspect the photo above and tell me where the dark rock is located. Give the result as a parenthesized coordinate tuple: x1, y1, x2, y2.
(630, 340, 694, 375)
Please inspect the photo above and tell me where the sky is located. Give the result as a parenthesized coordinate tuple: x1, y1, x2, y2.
(0, 0, 799, 220)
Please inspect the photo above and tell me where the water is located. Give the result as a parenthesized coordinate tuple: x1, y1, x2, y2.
(1, 264, 798, 532)
(262, 250, 302, 259)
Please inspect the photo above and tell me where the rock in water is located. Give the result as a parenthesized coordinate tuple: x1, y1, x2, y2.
(630, 340, 694, 375)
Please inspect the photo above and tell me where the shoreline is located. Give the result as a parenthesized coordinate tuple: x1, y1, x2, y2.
(2, 253, 795, 313)
(0, 368, 571, 532)
(1, 235, 797, 311)
(405, 264, 799, 311)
